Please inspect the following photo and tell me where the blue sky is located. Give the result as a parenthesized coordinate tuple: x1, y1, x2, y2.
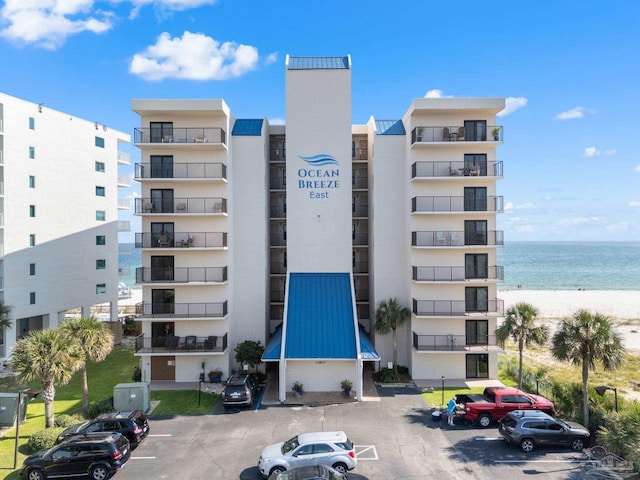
(1, 0, 638, 242)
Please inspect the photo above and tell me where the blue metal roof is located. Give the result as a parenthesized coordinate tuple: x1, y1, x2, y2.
(359, 326, 380, 360)
(288, 56, 350, 70)
(231, 119, 263, 136)
(284, 273, 357, 359)
(375, 120, 406, 135)
(262, 323, 282, 361)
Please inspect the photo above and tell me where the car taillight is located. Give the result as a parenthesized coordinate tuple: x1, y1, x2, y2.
(133, 427, 142, 434)
(112, 450, 123, 460)
(348, 451, 355, 458)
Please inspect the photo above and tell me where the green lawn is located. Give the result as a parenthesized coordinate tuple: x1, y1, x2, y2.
(0, 344, 218, 479)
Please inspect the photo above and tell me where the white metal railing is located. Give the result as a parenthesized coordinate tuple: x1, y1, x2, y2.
(0, 149, 3, 164)
(0, 213, 3, 226)
(117, 220, 130, 232)
(118, 198, 131, 209)
(118, 151, 130, 165)
(118, 175, 131, 187)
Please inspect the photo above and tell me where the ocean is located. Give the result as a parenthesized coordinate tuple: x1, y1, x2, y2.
(117, 241, 640, 292)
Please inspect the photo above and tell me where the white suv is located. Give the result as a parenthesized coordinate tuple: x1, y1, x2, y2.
(258, 431, 356, 478)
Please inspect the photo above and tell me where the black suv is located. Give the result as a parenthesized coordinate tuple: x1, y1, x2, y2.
(58, 411, 149, 448)
(222, 374, 259, 410)
(21, 432, 130, 480)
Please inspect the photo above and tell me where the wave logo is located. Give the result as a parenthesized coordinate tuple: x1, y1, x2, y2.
(298, 154, 339, 167)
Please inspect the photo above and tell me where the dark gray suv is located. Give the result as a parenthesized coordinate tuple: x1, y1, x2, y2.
(222, 374, 259, 410)
(498, 409, 590, 452)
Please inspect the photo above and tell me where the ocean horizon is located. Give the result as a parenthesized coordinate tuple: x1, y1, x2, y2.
(118, 241, 640, 292)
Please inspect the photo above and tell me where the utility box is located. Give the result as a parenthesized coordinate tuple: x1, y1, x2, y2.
(113, 383, 150, 413)
(0, 393, 28, 426)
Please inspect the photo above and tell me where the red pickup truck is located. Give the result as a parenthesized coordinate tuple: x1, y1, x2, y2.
(456, 386, 554, 427)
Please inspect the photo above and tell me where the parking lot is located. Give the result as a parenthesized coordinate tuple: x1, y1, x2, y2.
(115, 387, 599, 480)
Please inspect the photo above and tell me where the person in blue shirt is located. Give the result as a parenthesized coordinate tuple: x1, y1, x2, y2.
(447, 395, 458, 426)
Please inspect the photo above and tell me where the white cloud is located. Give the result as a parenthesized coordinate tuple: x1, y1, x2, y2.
(504, 202, 535, 212)
(424, 89, 453, 98)
(634, 165, 640, 173)
(629, 202, 640, 207)
(0, 0, 113, 49)
(264, 52, 278, 65)
(497, 97, 527, 117)
(582, 147, 617, 157)
(268, 117, 285, 125)
(115, 0, 217, 19)
(557, 216, 602, 227)
(129, 31, 259, 81)
(555, 107, 586, 120)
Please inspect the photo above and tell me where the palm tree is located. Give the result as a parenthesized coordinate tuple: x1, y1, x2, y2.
(0, 301, 12, 331)
(551, 309, 625, 427)
(375, 297, 410, 374)
(61, 316, 115, 409)
(10, 328, 83, 428)
(496, 302, 549, 390)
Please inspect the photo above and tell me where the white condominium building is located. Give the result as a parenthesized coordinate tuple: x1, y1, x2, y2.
(132, 55, 504, 401)
(0, 93, 130, 359)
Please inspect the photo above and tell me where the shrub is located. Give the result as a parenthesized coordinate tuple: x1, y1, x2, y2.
(86, 397, 114, 418)
(378, 368, 399, 383)
(54, 414, 77, 428)
(28, 428, 64, 453)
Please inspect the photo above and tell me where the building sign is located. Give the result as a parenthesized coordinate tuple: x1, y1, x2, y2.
(297, 154, 340, 199)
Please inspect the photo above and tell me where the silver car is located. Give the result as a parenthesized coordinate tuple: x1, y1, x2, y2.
(258, 431, 357, 478)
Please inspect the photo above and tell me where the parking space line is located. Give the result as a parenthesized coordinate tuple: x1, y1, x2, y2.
(495, 459, 590, 464)
(148, 434, 172, 437)
(475, 436, 503, 441)
(131, 456, 156, 460)
(355, 445, 378, 460)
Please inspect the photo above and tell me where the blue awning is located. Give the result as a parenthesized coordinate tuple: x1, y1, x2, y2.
(359, 326, 380, 360)
(262, 323, 282, 361)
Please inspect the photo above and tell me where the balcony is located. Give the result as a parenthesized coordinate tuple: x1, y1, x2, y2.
(412, 333, 501, 352)
(117, 151, 130, 165)
(412, 161, 503, 178)
(136, 266, 227, 284)
(270, 234, 286, 247)
(135, 163, 226, 180)
(353, 233, 369, 246)
(412, 298, 504, 317)
(412, 266, 504, 282)
(355, 289, 369, 302)
(270, 262, 287, 274)
(411, 126, 503, 144)
(412, 230, 504, 247)
(353, 175, 368, 189)
(134, 333, 228, 354)
(134, 127, 226, 145)
(353, 206, 368, 218)
(353, 262, 369, 274)
(271, 290, 285, 302)
(270, 177, 286, 190)
(118, 198, 131, 210)
(412, 196, 504, 213)
(117, 221, 131, 232)
(118, 175, 131, 187)
(353, 148, 368, 161)
(270, 206, 286, 219)
(135, 232, 227, 249)
(135, 197, 226, 214)
(270, 148, 286, 162)
(135, 301, 227, 318)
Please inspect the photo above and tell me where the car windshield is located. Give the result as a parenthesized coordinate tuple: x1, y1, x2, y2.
(282, 436, 299, 454)
(555, 418, 570, 429)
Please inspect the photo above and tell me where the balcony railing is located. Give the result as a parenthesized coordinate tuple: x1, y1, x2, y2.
(353, 262, 369, 274)
(270, 234, 286, 247)
(118, 175, 131, 187)
(135, 197, 227, 214)
(412, 298, 504, 316)
(135, 232, 227, 249)
(134, 333, 228, 354)
(135, 301, 227, 318)
(411, 126, 503, 144)
(353, 176, 368, 189)
(117, 151, 130, 165)
(117, 221, 131, 232)
(135, 163, 226, 180)
(353, 234, 369, 246)
(118, 198, 131, 209)
(270, 177, 286, 189)
(271, 290, 285, 302)
(134, 127, 226, 145)
(270, 206, 286, 218)
(412, 230, 504, 247)
(355, 289, 369, 302)
(136, 266, 227, 284)
(270, 262, 287, 274)
(353, 148, 368, 161)
(412, 333, 500, 352)
(353, 206, 368, 217)
(270, 149, 286, 162)
(412, 196, 504, 213)
(412, 161, 503, 178)
(412, 266, 504, 282)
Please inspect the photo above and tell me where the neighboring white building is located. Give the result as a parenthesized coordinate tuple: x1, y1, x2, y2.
(131, 55, 504, 400)
(0, 92, 130, 359)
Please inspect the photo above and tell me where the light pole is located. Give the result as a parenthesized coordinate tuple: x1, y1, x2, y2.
(14, 389, 40, 469)
(441, 376, 445, 407)
(595, 385, 618, 412)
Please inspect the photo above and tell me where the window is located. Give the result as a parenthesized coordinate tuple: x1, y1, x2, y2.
(29, 263, 36, 276)
(150, 256, 174, 281)
(464, 154, 487, 176)
(96, 283, 106, 294)
(96, 186, 105, 196)
(465, 286, 489, 312)
(465, 254, 488, 279)
(464, 187, 487, 211)
(29, 146, 35, 159)
(29, 205, 35, 217)
(29, 175, 35, 188)
(29, 117, 35, 129)
(95, 161, 105, 172)
(96, 259, 106, 270)
(151, 289, 175, 315)
(150, 155, 174, 178)
(463, 120, 487, 141)
(464, 220, 488, 245)
(150, 122, 173, 143)
(96, 235, 106, 245)
(466, 354, 489, 378)
(30, 292, 36, 304)
(466, 319, 488, 345)
(150, 189, 174, 213)
(95, 136, 105, 148)
(96, 210, 106, 221)
(29, 234, 35, 246)
(151, 222, 174, 247)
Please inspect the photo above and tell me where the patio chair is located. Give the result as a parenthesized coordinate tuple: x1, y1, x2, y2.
(167, 336, 180, 350)
(185, 335, 197, 350)
(204, 336, 217, 350)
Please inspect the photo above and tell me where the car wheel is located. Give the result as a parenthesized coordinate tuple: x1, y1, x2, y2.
(89, 464, 109, 480)
(571, 437, 586, 451)
(332, 463, 348, 474)
(477, 414, 492, 428)
(269, 466, 286, 476)
(520, 438, 535, 453)
(27, 469, 45, 480)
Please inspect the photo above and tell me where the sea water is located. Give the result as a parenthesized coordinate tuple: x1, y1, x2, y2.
(117, 241, 640, 292)
(498, 241, 640, 290)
